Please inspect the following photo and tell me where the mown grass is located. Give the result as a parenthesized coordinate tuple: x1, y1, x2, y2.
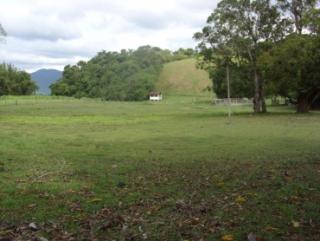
(0, 95, 319, 241)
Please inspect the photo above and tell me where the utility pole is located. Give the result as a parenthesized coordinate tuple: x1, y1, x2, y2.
(226, 63, 231, 122)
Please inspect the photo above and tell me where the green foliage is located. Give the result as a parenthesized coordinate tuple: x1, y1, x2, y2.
(195, 0, 288, 112)
(195, 0, 320, 112)
(304, 8, 320, 35)
(51, 46, 196, 101)
(172, 48, 196, 60)
(0, 64, 38, 96)
(277, 0, 319, 34)
(259, 34, 320, 111)
(209, 63, 254, 98)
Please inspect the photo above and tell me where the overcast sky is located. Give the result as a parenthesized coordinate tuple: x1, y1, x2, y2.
(0, 0, 217, 72)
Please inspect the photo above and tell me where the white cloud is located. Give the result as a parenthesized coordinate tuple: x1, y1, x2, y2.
(0, 0, 217, 72)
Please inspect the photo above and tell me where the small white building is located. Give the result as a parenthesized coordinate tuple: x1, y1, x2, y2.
(149, 92, 163, 101)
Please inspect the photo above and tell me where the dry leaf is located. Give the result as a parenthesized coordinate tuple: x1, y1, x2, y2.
(216, 182, 225, 187)
(264, 226, 278, 232)
(221, 234, 234, 241)
(292, 221, 300, 228)
(235, 195, 246, 204)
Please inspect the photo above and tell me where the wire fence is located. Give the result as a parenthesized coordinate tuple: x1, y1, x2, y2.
(0, 95, 105, 106)
(213, 98, 253, 106)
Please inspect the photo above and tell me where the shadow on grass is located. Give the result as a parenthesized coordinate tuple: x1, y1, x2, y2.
(180, 106, 320, 118)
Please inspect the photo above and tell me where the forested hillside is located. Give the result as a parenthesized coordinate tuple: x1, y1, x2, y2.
(50, 46, 196, 101)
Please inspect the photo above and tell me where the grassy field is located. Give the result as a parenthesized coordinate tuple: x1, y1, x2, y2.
(156, 59, 212, 94)
(0, 95, 320, 241)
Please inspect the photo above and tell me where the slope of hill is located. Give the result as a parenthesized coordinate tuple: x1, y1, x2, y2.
(31, 69, 62, 94)
(156, 58, 211, 94)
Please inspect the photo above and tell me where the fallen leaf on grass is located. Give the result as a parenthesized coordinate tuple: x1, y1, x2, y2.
(87, 198, 102, 203)
(216, 182, 225, 187)
(292, 221, 300, 228)
(264, 226, 278, 232)
(235, 195, 246, 204)
(28, 222, 38, 231)
(221, 234, 234, 241)
(183, 217, 200, 226)
(27, 203, 37, 209)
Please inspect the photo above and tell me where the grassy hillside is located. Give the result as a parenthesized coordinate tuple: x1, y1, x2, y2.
(156, 58, 212, 94)
(0, 95, 320, 240)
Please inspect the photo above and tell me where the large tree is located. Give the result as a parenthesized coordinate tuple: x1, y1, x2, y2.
(259, 34, 320, 112)
(271, 0, 320, 112)
(196, 0, 288, 113)
(195, 8, 254, 109)
(194, 4, 256, 100)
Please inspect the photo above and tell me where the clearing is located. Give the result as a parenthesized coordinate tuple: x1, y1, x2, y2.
(0, 95, 319, 241)
(156, 58, 211, 94)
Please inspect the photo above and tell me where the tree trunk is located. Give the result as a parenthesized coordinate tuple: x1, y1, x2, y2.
(296, 94, 310, 113)
(297, 89, 320, 113)
(253, 66, 267, 113)
(261, 78, 267, 113)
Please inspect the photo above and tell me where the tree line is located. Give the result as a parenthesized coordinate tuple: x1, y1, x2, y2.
(0, 63, 37, 96)
(194, 0, 320, 113)
(0, 25, 38, 96)
(50, 46, 196, 101)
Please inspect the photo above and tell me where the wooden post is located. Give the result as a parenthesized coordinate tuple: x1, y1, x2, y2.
(226, 63, 231, 121)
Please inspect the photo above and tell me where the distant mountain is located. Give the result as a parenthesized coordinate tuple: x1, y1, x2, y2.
(31, 69, 62, 94)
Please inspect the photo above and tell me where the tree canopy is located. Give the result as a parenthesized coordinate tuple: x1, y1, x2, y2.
(195, 0, 289, 113)
(0, 64, 38, 96)
(277, 0, 318, 34)
(259, 34, 320, 112)
(0, 25, 38, 96)
(195, 0, 320, 113)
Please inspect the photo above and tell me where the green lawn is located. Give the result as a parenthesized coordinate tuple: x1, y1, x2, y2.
(0, 95, 319, 241)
